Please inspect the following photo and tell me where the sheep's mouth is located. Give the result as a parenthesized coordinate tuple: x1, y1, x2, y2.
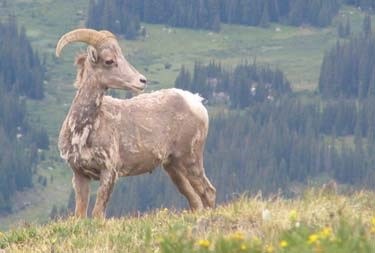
(129, 85, 145, 93)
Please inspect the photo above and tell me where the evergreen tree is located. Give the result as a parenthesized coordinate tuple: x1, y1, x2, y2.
(345, 17, 352, 37)
(259, 1, 271, 28)
(337, 19, 351, 38)
(319, 33, 375, 98)
(363, 14, 372, 35)
(175, 61, 290, 108)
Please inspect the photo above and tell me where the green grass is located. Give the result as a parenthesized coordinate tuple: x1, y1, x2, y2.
(1, 189, 375, 252)
(0, 0, 373, 231)
(126, 24, 331, 92)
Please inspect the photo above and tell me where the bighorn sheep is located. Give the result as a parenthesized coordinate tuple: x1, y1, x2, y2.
(56, 29, 216, 218)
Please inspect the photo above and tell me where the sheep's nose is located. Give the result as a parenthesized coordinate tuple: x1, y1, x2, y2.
(140, 77, 147, 84)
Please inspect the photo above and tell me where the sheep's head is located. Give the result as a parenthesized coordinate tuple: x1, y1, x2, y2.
(56, 29, 147, 92)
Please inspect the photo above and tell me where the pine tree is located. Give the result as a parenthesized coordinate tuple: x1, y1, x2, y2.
(338, 21, 345, 38)
(345, 17, 351, 37)
(363, 14, 372, 36)
(259, 1, 270, 28)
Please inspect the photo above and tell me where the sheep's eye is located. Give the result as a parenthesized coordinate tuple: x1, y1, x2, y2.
(105, 60, 114, 66)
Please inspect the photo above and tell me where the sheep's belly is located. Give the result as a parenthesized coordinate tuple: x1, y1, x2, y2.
(118, 151, 164, 177)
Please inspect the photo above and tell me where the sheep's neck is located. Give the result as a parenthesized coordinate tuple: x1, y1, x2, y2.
(69, 76, 105, 134)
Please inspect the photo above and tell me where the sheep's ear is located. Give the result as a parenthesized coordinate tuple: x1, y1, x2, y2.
(87, 46, 98, 64)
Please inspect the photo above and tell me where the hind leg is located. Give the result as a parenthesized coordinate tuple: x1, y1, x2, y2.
(193, 173, 216, 208)
(164, 163, 204, 210)
(184, 161, 216, 208)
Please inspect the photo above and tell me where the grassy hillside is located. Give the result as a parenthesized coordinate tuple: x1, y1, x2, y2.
(0, 0, 373, 230)
(1, 189, 375, 252)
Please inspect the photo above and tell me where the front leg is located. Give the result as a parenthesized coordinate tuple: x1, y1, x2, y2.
(72, 171, 90, 218)
(92, 169, 117, 218)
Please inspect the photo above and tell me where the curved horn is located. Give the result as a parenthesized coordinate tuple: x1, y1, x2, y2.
(100, 30, 116, 38)
(56, 28, 113, 57)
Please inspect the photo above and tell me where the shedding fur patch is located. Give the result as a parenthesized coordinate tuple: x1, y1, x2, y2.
(74, 54, 87, 89)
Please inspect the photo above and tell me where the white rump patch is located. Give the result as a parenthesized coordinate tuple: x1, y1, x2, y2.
(172, 88, 205, 103)
(172, 88, 209, 125)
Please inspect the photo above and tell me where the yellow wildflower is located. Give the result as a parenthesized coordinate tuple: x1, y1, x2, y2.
(265, 244, 274, 253)
(240, 243, 247, 251)
(289, 209, 298, 221)
(319, 227, 332, 239)
(308, 233, 319, 244)
(230, 231, 245, 241)
(371, 217, 375, 226)
(197, 239, 210, 248)
(279, 240, 288, 248)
